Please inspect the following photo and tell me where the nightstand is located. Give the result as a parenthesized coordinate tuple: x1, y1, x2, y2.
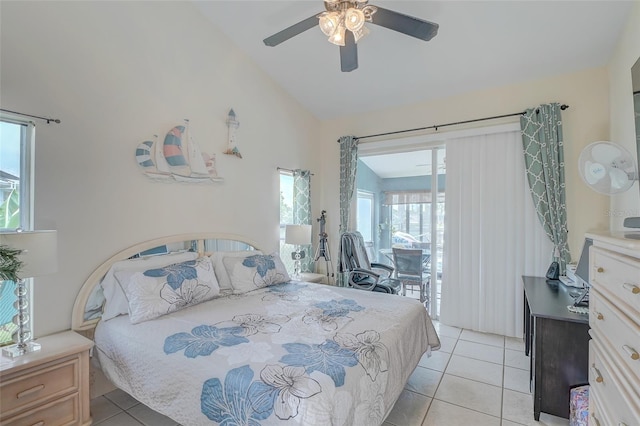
(0, 330, 93, 426)
(297, 272, 329, 284)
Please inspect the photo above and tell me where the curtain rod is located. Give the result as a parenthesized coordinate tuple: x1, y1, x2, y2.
(337, 104, 569, 143)
(0, 108, 61, 124)
(277, 167, 315, 176)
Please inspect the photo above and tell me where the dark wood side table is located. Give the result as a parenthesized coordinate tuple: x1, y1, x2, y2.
(522, 276, 590, 420)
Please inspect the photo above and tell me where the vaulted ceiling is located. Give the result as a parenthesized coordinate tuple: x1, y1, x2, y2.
(194, 1, 632, 120)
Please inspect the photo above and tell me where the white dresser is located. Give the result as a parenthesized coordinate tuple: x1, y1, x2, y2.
(586, 231, 640, 426)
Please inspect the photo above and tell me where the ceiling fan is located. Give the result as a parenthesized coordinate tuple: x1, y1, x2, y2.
(263, 0, 439, 72)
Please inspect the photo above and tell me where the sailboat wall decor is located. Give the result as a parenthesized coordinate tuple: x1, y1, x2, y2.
(135, 120, 223, 183)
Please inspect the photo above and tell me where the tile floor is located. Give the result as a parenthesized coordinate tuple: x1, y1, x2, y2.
(90, 321, 570, 426)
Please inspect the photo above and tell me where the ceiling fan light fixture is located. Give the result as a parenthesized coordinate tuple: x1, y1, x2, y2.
(352, 25, 369, 43)
(345, 8, 365, 32)
(362, 5, 377, 21)
(328, 23, 346, 46)
(319, 12, 340, 37)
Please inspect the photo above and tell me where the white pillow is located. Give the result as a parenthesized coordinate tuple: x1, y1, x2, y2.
(223, 253, 290, 294)
(209, 250, 262, 293)
(101, 251, 198, 321)
(115, 257, 219, 324)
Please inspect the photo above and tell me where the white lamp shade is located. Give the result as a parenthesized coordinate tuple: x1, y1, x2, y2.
(285, 225, 312, 246)
(0, 230, 58, 279)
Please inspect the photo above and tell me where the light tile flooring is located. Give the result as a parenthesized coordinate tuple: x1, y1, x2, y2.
(90, 321, 570, 426)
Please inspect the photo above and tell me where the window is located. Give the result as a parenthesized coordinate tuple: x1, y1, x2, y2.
(279, 171, 295, 273)
(356, 191, 374, 242)
(0, 116, 34, 346)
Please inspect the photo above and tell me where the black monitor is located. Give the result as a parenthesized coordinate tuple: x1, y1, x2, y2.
(574, 238, 593, 286)
(572, 238, 593, 306)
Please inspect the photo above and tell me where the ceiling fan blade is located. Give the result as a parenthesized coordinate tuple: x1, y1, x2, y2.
(371, 7, 439, 42)
(263, 15, 319, 47)
(340, 31, 358, 72)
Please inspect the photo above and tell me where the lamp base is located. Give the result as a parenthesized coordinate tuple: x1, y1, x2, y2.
(2, 340, 41, 358)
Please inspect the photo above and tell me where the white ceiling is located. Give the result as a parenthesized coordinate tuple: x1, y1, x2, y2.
(193, 1, 632, 121)
(360, 148, 446, 178)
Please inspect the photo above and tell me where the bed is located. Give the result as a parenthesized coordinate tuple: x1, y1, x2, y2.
(72, 233, 440, 426)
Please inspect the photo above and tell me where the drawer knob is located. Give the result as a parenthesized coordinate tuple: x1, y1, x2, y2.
(16, 384, 45, 399)
(622, 283, 640, 294)
(622, 345, 640, 360)
(595, 311, 604, 320)
(592, 414, 601, 426)
(590, 366, 603, 383)
(596, 267, 604, 273)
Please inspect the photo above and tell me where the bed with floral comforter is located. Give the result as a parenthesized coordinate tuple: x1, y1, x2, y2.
(94, 282, 440, 425)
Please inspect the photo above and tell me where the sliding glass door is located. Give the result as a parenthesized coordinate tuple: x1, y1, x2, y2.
(356, 145, 445, 319)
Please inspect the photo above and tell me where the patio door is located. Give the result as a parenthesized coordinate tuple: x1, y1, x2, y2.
(356, 143, 446, 319)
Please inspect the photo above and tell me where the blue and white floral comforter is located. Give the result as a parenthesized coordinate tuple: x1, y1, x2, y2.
(94, 282, 440, 426)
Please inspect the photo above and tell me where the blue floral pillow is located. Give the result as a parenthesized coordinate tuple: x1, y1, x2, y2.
(223, 253, 290, 294)
(115, 257, 219, 324)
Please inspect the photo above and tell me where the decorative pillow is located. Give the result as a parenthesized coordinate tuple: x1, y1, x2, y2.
(223, 253, 290, 294)
(209, 250, 262, 293)
(101, 251, 198, 321)
(115, 257, 219, 324)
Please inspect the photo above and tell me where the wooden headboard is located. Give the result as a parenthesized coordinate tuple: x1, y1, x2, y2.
(71, 232, 263, 336)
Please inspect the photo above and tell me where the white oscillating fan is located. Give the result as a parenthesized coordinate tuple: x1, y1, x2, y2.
(578, 141, 638, 194)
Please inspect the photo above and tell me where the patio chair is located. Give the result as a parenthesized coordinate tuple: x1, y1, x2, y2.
(338, 232, 400, 294)
(392, 247, 430, 306)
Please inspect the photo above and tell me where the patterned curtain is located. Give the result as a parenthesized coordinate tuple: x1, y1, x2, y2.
(520, 103, 571, 272)
(293, 170, 313, 273)
(338, 135, 358, 286)
(339, 136, 358, 233)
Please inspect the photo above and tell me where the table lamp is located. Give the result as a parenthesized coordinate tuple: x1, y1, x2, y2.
(1, 230, 57, 358)
(285, 224, 312, 280)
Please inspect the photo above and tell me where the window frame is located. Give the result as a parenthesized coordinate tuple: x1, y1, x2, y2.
(0, 114, 35, 346)
(0, 114, 34, 231)
(356, 190, 375, 243)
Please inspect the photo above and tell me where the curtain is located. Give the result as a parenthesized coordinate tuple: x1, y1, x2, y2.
(338, 135, 358, 286)
(520, 103, 571, 273)
(440, 130, 553, 337)
(293, 170, 313, 273)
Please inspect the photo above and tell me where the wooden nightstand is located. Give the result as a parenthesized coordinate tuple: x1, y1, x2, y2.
(297, 272, 330, 284)
(0, 331, 93, 426)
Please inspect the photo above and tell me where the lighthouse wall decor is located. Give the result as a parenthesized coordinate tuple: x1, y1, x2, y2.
(224, 108, 242, 159)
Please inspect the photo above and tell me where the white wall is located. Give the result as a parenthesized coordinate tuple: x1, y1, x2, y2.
(0, 1, 322, 337)
(608, 1, 640, 230)
(319, 68, 611, 269)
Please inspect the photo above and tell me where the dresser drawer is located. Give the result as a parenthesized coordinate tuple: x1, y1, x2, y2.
(0, 392, 79, 426)
(590, 288, 640, 380)
(590, 247, 640, 323)
(0, 356, 79, 418)
(589, 339, 640, 426)
(588, 385, 612, 426)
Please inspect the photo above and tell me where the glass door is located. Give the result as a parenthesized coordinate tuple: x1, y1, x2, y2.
(357, 146, 445, 319)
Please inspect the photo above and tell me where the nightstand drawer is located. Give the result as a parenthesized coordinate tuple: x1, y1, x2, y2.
(1, 392, 79, 426)
(0, 356, 79, 418)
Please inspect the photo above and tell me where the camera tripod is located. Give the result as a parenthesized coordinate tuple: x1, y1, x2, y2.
(314, 210, 334, 284)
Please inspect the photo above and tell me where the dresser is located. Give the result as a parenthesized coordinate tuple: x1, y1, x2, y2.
(522, 276, 590, 420)
(586, 231, 640, 426)
(0, 331, 93, 426)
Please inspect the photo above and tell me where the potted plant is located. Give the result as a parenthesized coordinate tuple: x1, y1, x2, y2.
(0, 244, 23, 283)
